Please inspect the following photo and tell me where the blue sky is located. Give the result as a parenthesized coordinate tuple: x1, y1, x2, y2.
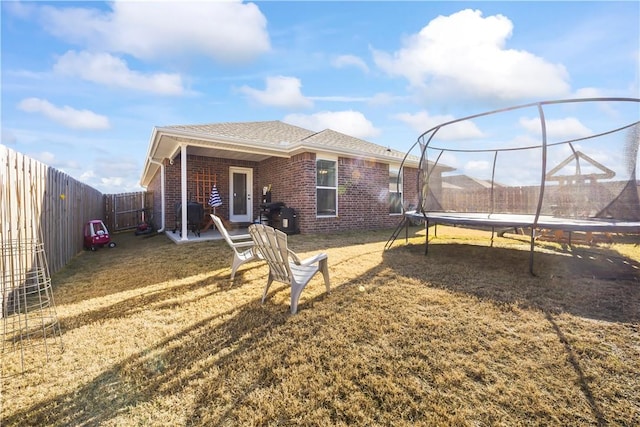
(2, 1, 639, 194)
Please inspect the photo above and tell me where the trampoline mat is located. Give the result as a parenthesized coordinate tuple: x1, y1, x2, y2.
(405, 211, 640, 233)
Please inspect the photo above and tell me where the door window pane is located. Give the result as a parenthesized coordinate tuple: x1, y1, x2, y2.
(233, 172, 247, 215)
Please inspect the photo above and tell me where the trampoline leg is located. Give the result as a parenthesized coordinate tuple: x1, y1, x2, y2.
(490, 226, 495, 247)
(425, 220, 430, 255)
(529, 229, 537, 276)
(405, 216, 409, 244)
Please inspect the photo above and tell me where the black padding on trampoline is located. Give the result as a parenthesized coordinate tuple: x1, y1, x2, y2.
(405, 211, 640, 233)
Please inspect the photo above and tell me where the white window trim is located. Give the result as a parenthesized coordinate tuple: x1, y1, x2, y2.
(316, 156, 338, 217)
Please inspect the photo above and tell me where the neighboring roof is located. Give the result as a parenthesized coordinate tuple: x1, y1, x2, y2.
(442, 182, 464, 190)
(442, 175, 505, 190)
(546, 150, 615, 181)
(140, 120, 424, 187)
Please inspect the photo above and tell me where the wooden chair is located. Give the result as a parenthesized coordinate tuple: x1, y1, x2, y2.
(210, 214, 260, 280)
(248, 223, 330, 314)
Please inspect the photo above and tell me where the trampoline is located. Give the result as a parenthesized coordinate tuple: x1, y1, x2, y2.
(388, 97, 640, 274)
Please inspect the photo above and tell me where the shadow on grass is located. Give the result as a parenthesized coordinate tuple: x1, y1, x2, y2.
(382, 240, 635, 426)
(382, 241, 640, 323)
(52, 227, 397, 306)
(545, 311, 607, 427)
(5, 227, 631, 425)
(52, 232, 260, 305)
(57, 270, 232, 334)
(7, 226, 634, 425)
(3, 297, 291, 427)
(3, 251, 383, 426)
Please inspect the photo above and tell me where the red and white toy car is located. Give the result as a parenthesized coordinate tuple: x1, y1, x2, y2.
(84, 219, 116, 251)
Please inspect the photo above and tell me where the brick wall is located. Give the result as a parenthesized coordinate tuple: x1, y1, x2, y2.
(153, 152, 419, 235)
(260, 155, 418, 234)
(164, 154, 258, 229)
(403, 166, 420, 210)
(258, 153, 316, 232)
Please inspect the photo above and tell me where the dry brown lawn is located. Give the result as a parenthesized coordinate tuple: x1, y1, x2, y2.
(2, 225, 639, 426)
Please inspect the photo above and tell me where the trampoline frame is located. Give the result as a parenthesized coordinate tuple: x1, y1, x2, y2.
(392, 97, 640, 274)
(403, 210, 640, 274)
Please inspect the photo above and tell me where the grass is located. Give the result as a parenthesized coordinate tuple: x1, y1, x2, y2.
(2, 225, 639, 426)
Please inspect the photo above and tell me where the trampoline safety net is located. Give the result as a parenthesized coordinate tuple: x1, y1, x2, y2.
(394, 97, 640, 273)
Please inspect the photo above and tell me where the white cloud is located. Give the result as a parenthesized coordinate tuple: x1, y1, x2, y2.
(465, 160, 490, 173)
(39, 1, 270, 63)
(394, 111, 485, 140)
(4, 0, 36, 19)
(309, 95, 370, 102)
(18, 98, 110, 130)
(574, 87, 604, 98)
(80, 164, 144, 194)
(332, 55, 369, 73)
(32, 151, 80, 170)
(54, 50, 185, 95)
(284, 110, 381, 139)
(239, 76, 313, 109)
(372, 9, 570, 101)
(33, 151, 56, 165)
(519, 116, 592, 139)
(368, 93, 399, 106)
(2, 129, 18, 145)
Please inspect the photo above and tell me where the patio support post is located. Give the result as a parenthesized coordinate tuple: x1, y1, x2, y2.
(181, 143, 188, 241)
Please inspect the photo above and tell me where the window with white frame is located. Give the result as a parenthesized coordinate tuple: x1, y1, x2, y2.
(316, 158, 337, 216)
(389, 167, 403, 214)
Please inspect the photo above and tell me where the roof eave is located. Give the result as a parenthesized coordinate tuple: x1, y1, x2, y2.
(140, 127, 163, 188)
(154, 126, 292, 157)
(140, 125, 428, 187)
(140, 127, 294, 187)
(289, 141, 420, 168)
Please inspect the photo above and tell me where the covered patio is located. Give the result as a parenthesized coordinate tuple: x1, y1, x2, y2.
(163, 223, 251, 245)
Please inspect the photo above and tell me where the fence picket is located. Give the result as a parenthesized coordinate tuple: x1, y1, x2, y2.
(1, 145, 151, 281)
(1, 147, 95, 277)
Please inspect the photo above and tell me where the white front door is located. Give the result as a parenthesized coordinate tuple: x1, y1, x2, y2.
(229, 167, 253, 223)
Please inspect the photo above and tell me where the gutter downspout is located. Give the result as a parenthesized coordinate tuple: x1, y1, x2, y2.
(148, 158, 166, 232)
(180, 144, 188, 241)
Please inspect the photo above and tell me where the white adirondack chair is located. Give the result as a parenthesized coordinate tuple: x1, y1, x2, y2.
(248, 223, 330, 314)
(210, 214, 260, 280)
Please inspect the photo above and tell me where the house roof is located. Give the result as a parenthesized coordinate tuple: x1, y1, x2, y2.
(141, 120, 422, 187)
(163, 120, 315, 147)
(302, 129, 409, 162)
(441, 175, 504, 190)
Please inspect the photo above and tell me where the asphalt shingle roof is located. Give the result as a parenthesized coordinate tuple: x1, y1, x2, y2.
(302, 129, 409, 161)
(163, 120, 414, 162)
(163, 121, 314, 146)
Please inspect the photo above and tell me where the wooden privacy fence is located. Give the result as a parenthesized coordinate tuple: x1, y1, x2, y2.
(1, 145, 104, 277)
(440, 187, 541, 214)
(1, 146, 154, 322)
(104, 191, 154, 232)
(439, 182, 640, 216)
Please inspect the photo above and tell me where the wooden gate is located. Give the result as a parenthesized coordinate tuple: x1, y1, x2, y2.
(103, 192, 154, 232)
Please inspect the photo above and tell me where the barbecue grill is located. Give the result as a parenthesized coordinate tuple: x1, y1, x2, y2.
(172, 201, 204, 236)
